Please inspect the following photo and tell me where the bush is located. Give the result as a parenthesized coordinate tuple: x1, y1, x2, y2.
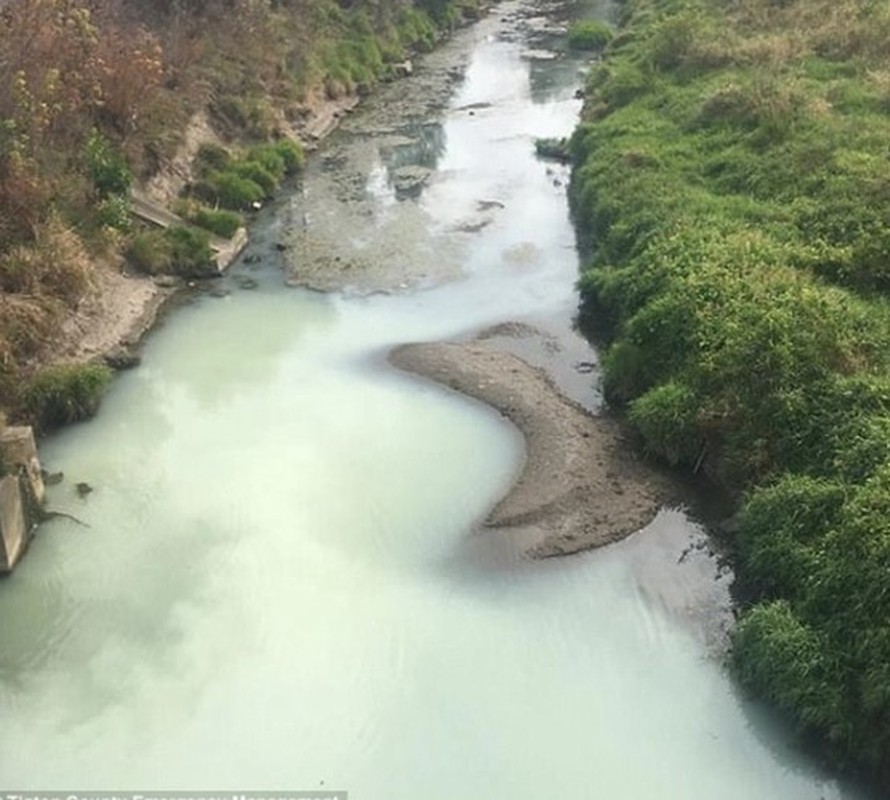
(627, 380, 701, 466)
(232, 161, 277, 196)
(24, 363, 112, 430)
(733, 601, 844, 738)
(736, 475, 846, 600)
(193, 207, 242, 239)
(86, 131, 131, 198)
(247, 144, 286, 181)
(126, 230, 172, 274)
(208, 172, 265, 210)
(95, 195, 132, 232)
(567, 20, 614, 51)
(273, 139, 305, 174)
(165, 225, 214, 275)
(195, 143, 232, 176)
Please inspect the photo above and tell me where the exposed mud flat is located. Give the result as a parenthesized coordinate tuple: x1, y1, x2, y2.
(391, 338, 673, 557)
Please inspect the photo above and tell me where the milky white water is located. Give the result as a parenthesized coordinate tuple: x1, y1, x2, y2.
(0, 2, 873, 797)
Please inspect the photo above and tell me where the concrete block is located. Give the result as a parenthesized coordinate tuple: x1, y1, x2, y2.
(0, 425, 45, 505)
(0, 475, 26, 573)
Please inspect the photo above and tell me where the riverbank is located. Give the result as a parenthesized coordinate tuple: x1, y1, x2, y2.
(570, 0, 890, 783)
(37, 21, 463, 378)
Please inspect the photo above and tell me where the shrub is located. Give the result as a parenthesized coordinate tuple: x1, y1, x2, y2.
(193, 207, 242, 239)
(247, 144, 286, 181)
(195, 143, 232, 176)
(273, 139, 305, 174)
(627, 380, 701, 465)
(0, 216, 94, 306)
(567, 20, 614, 51)
(733, 601, 844, 738)
(736, 475, 846, 600)
(126, 230, 172, 274)
(208, 172, 265, 210)
(232, 161, 277, 196)
(86, 131, 131, 198)
(165, 225, 214, 275)
(95, 195, 132, 232)
(24, 363, 112, 430)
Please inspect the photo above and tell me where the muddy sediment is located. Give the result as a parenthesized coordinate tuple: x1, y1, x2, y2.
(390, 338, 673, 557)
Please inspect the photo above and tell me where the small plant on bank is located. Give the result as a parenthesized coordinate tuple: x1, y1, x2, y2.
(195, 143, 233, 175)
(165, 225, 214, 275)
(24, 363, 112, 431)
(567, 20, 614, 52)
(207, 172, 265, 210)
(173, 198, 243, 239)
(126, 229, 173, 274)
(192, 207, 242, 239)
(126, 225, 215, 276)
(86, 131, 132, 198)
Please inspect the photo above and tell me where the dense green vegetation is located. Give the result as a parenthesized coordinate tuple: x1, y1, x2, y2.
(570, 0, 890, 783)
(23, 363, 113, 431)
(566, 19, 613, 51)
(0, 0, 474, 425)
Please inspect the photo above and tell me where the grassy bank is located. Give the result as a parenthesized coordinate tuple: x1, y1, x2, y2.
(570, 0, 890, 784)
(0, 0, 474, 427)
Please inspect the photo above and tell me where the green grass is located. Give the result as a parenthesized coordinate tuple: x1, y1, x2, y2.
(23, 363, 112, 431)
(570, 0, 890, 781)
(567, 20, 614, 51)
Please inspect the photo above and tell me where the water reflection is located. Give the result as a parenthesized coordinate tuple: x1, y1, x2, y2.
(382, 123, 447, 172)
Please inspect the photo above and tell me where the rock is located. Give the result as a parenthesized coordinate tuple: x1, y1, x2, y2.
(1, 426, 45, 505)
(392, 60, 413, 79)
(75, 482, 93, 498)
(154, 275, 180, 288)
(104, 346, 141, 370)
(243, 253, 262, 264)
(392, 166, 433, 198)
(235, 276, 259, 290)
(41, 470, 64, 486)
(0, 476, 27, 572)
(209, 288, 231, 298)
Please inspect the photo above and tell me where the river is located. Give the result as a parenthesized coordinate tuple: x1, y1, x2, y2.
(0, 1, 875, 797)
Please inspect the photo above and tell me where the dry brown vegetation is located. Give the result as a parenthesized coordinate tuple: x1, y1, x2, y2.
(0, 0, 464, 421)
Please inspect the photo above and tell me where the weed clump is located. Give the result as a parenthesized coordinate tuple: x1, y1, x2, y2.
(24, 363, 112, 431)
(567, 20, 613, 51)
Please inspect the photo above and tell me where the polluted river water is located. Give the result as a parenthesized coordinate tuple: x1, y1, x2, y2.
(0, 1, 876, 797)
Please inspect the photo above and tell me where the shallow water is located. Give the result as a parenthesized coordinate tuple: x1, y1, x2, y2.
(0, 1, 873, 797)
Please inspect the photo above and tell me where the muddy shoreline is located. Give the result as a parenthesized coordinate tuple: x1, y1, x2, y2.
(390, 337, 673, 557)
